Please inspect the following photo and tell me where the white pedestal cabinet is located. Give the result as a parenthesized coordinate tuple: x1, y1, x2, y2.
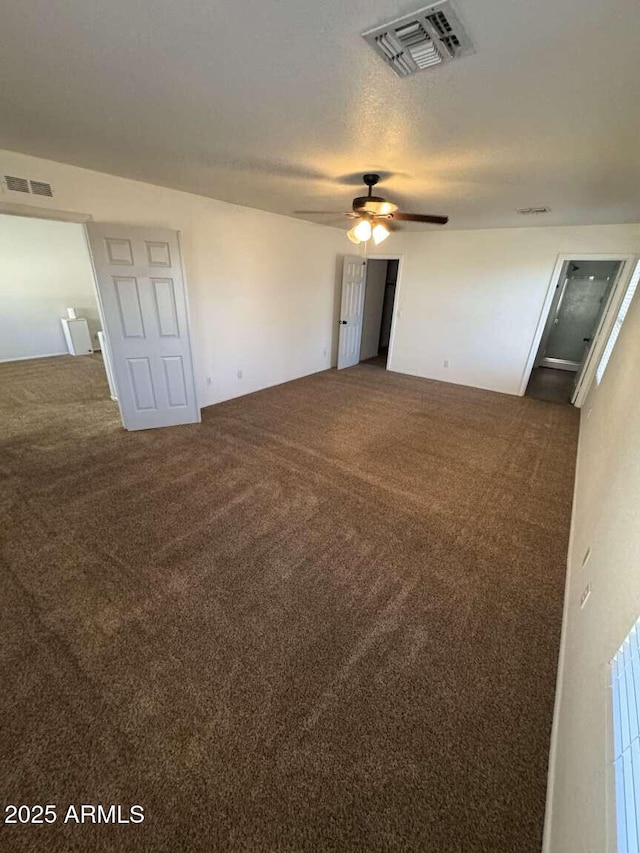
(61, 318, 93, 355)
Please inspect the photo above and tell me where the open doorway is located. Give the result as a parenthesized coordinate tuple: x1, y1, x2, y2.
(525, 259, 623, 404)
(1, 209, 200, 431)
(359, 259, 399, 368)
(337, 254, 401, 371)
(0, 212, 118, 404)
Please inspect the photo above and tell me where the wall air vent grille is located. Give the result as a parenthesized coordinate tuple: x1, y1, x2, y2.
(363, 1, 473, 79)
(29, 180, 53, 197)
(4, 175, 30, 193)
(3, 175, 54, 198)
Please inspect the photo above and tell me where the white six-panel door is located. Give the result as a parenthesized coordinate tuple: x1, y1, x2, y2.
(337, 255, 367, 369)
(86, 224, 199, 430)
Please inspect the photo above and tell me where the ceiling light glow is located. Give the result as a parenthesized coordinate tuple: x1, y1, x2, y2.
(353, 219, 372, 242)
(347, 225, 361, 244)
(372, 222, 390, 245)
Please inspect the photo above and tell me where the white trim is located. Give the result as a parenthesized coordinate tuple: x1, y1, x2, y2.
(387, 256, 404, 372)
(540, 357, 579, 372)
(571, 256, 640, 407)
(0, 351, 68, 363)
(519, 253, 635, 400)
(572, 256, 635, 407)
(362, 253, 404, 371)
(604, 646, 618, 853)
(0, 200, 93, 223)
(177, 230, 201, 420)
(81, 223, 125, 428)
(383, 364, 513, 395)
(541, 409, 585, 852)
(519, 255, 567, 396)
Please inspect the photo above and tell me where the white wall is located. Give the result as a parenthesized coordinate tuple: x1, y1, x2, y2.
(373, 225, 640, 395)
(4, 149, 639, 407)
(0, 215, 100, 361)
(544, 273, 640, 851)
(0, 150, 344, 405)
(359, 259, 387, 361)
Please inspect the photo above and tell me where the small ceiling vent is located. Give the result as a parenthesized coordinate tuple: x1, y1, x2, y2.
(517, 206, 551, 215)
(4, 175, 30, 194)
(363, 1, 473, 78)
(30, 180, 53, 197)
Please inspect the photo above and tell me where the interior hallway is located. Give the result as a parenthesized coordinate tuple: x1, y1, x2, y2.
(0, 356, 579, 852)
(361, 353, 388, 369)
(526, 366, 575, 405)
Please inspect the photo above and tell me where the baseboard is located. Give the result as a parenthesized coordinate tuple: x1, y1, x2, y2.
(385, 363, 518, 397)
(541, 412, 585, 852)
(201, 360, 333, 409)
(0, 351, 68, 364)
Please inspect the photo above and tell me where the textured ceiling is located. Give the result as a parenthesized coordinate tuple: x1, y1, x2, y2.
(1, 0, 639, 230)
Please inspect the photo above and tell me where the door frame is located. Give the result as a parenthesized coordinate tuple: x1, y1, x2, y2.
(572, 256, 639, 407)
(534, 268, 581, 372)
(519, 253, 635, 405)
(364, 253, 404, 370)
(0, 200, 201, 425)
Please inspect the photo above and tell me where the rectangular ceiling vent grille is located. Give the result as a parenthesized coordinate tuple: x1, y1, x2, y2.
(3, 175, 54, 197)
(30, 180, 53, 197)
(363, 1, 473, 78)
(4, 175, 30, 194)
(517, 206, 551, 215)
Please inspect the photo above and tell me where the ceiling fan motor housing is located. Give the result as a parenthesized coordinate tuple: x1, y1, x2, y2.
(352, 195, 394, 213)
(352, 174, 399, 215)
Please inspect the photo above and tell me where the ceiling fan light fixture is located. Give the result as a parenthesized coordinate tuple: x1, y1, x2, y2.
(353, 219, 372, 242)
(347, 224, 362, 244)
(304, 175, 447, 245)
(372, 222, 391, 245)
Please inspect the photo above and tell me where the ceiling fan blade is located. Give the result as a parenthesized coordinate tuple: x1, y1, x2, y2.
(391, 213, 449, 225)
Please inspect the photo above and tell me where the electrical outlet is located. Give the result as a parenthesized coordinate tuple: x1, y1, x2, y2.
(323, 347, 327, 357)
(206, 376, 212, 387)
(580, 583, 592, 609)
(444, 359, 449, 368)
(237, 369, 243, 379)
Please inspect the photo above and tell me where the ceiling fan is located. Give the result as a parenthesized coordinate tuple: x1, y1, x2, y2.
(297, 174, 448, 245)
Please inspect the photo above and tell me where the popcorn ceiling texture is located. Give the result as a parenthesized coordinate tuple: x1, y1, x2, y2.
(0, 354, 578, 851)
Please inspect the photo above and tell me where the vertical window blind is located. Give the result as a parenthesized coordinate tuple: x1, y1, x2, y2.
(597, 261, 640, 385)
(611, 616, 640, 853)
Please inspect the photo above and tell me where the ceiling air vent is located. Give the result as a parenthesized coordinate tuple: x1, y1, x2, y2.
(4, 175, 30, 193)
(30, 180, 53, 197)
(517, 206, 551, 215)
(363, 1, 473, 78)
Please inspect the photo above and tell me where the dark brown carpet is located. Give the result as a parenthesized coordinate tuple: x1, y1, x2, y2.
(0, 355, 579, 852)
